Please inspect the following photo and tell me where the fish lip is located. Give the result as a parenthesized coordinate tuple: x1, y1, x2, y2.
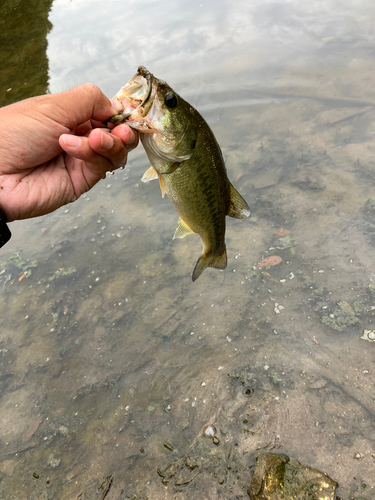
(122, 111, 135, 119)
(119, 68, 153, 120)
(137, 66, 153, 107)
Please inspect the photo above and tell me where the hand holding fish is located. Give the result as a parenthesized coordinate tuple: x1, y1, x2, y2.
(0, 84, 138, 222)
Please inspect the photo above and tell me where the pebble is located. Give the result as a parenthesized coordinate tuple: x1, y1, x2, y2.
(203, 425, 216, 438)
(361, 330, 375, 342)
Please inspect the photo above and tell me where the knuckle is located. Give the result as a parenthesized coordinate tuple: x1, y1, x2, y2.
(66, 83, 103, 103)
(80, 83, 101, 95)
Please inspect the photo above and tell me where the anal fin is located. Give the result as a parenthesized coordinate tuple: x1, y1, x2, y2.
(227, 183, 250, 219)
(173, 217, 195, 239)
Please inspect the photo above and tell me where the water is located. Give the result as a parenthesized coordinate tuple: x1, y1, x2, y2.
(0, 0, 375, 498)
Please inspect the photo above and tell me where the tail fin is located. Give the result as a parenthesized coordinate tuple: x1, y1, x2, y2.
(192, 246, 227, 282)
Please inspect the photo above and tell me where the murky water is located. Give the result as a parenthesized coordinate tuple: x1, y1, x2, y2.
(1, 0, 375, 498)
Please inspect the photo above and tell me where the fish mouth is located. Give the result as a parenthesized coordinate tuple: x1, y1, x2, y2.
(111, 66, 154, 122)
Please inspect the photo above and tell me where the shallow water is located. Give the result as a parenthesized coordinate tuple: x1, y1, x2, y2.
(1, 0, 375, 499)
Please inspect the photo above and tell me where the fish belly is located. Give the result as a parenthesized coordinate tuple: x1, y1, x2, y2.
(164, 153, 228, 257)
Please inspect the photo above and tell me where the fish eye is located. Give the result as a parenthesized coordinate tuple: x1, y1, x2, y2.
(165, 93, 178, 109)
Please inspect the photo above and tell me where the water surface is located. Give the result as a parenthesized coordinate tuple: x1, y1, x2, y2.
(0, 1, 375, 499)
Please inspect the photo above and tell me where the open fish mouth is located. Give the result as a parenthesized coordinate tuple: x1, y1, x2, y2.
(110, 66, 153, 122)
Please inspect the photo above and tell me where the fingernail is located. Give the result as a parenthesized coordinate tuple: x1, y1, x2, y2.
(101, 131, 114, 150)
(110, 99, 123, 112)
(61, 134, 82, 148)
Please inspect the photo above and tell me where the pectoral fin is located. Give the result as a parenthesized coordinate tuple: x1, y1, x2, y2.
(141, 166, 159, 183)
(192, 246, 227, 282)
(141, 166, 167, 198)
(173, 218, 195, 240)
(227, 183, 250, 219)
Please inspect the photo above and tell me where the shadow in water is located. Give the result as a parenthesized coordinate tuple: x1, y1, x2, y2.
(0, 0, 52, 106)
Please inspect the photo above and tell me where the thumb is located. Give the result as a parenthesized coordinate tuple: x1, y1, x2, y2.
(40, 84, 123, 130)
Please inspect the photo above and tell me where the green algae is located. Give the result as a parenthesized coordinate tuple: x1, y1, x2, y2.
(0, 254, 38, 279)
(48, 267, 77, 281)
(275, 234, 298, 255)
(321, 300, 361, 331)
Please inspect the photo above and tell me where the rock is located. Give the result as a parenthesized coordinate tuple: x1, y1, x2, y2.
(248, 452, 337, 500)
(258, 256, 282, 268)
(22, 418, 42, 443)
(361, 330, 375, 342)
(308, 379, 327, 390)
(0, 459, 16, 476)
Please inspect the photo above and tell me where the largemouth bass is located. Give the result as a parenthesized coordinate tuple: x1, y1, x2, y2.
(110, 66, 250, 281)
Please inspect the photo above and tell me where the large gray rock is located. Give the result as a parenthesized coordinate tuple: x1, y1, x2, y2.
(248, 453, 337, 500)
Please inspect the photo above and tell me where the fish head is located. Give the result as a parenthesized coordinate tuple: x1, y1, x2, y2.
(112, 67, 197, 163)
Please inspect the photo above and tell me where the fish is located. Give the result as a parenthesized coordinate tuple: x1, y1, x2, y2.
(110, 66, 250, 281)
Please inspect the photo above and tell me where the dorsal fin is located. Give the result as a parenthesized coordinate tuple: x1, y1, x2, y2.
(227, 183, 250, 219)
(173, 217, 195, 239)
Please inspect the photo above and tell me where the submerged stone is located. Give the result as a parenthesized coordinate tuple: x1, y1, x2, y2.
(248, 452, 337, 500)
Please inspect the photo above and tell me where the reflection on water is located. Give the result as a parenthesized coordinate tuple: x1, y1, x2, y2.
(1, 1, 375, 499)
(0, 0, 52, 106)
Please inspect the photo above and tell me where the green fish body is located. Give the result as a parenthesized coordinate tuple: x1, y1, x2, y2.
(111, 66, 250, 281)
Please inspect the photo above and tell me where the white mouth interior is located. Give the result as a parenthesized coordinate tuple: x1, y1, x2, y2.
(114, 75, 149, 106)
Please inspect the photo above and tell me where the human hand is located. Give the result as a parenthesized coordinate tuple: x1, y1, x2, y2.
(0, 84, 138, 222)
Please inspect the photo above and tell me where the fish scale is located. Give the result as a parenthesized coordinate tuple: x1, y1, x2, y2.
(164, 114, 229, 253)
